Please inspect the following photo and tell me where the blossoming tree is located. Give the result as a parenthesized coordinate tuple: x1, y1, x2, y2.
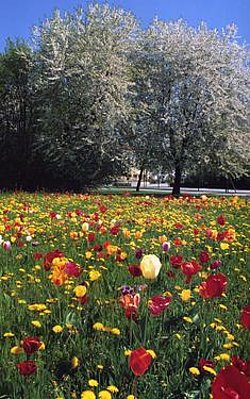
(131, 20, 250, 195)
(32, 4, 138, 188)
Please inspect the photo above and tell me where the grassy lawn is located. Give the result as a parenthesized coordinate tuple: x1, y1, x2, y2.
(0, 192, 249, 398)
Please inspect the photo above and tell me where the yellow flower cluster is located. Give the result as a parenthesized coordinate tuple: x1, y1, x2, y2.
(93, 322, 120, 335)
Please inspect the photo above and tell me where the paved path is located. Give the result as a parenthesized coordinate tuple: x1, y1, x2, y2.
(140, 184, 250, 196)
(102, 184, 250, 196)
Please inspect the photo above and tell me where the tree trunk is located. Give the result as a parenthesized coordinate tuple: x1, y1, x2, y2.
(172, 165, 182, 196)
(136, 167, 144, 192)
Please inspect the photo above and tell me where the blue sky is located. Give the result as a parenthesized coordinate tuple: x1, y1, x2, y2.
(0, 0, 249, 50)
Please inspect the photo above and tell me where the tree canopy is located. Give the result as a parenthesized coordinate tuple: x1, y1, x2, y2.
(0, 4, 249, 194)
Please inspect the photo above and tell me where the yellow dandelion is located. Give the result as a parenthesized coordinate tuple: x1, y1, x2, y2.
(220, 242, 229, 250)
(223, 343, 233, 349)
(72, 356, 80, 368)
(93, 322, 105, 331)
(10, 346, 24, 354)
(81, 391, 96, 399)
(88, 379, 98, 387)
(214, 353, 230, 362)
(189, 367, 200, 376)
(3, 332, 15, 338)
(180, 289, 191, 302)
(215, 325, 226, 332)
(85, 251, 93, 260)
(110, 328, 120, 335)
(183, 316, 193, 323)
(218, 304, 228, 311)
(52, 325, 63, 333)
(39, 341, 46, 351)
(225, 333, 235, 341)
(42, 309, 52, 315)
(214, 318, 222, 323)
(89, 270, 101, 281)
(31, 320, 42, 328)
(18, 299, 27, 304)
(98, 391, 111, 399)
(28, 303, 47, 312)
(107, 385, 119, 393)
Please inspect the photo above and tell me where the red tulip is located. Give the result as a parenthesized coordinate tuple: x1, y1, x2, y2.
(49, 212, 57, 219)
(22, 336, 41, 355)
(199, 250, 210, 264)
(110, 226, 119, 235)
(75, 209, 83, 216)
(199, 273, 228, 298)
(119, 293, 140, 320)
(99, 205, 108, 213)
(174, 223, 184, 230)
(240, 305, 250, 329)
(93, 244, 103, 252)
(181, 260, 202, 283)
(16, 360, 37, 376)
(199, 358, 215, 372)
(148, 295, 172, 316)
(210, 260, 222, 270)
(43, 249, 64, 271)
(129, 348, 152, 376)
(167, 270, 176, 278)
(33, 252, 43, 260)
(212, 365, 250, 399)
(64, 262, 81, 278)
(135, 248, 143, 260)
(217, 231, 227, 241)
(170, 255, 183, 269)
(78, 294, 89, 305)
(87, 232, 96, 242)
(232, 356, 250, 377)
(217, 215, 226, 226)
(173, 237, 183, 246)
(128, 265, 142, 277)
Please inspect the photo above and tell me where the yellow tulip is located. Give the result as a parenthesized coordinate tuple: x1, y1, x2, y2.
(82, 222, 89, 232)
(140, 254, 162, 279)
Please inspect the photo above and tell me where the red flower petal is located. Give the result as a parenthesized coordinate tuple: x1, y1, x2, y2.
(212, 365, 250, 399)
(129, 348, 152, 376)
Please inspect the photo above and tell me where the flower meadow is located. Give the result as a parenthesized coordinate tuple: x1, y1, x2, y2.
(0, 192, 249, 399)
